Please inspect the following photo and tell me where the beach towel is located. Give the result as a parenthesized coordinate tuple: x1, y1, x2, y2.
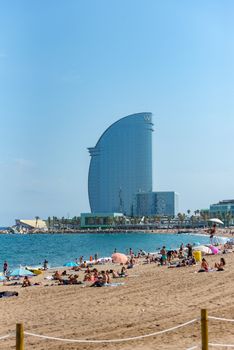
(104, 283, 125, 287)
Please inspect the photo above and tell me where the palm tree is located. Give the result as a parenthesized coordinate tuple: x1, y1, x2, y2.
(190, 215, 197, 229)
(167, 216, 173, 229)
(177, 213, 186, 228)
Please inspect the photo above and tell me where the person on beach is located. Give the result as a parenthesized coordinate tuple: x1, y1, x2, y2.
(127, 256, 135, 269)
(186, 244, 193, 259)
(0, 291, 18, 298)
(53, 271, 62, 281)
(198, 258, 209, 272)
(22, 276, 31, 287)
(68, 274, 79, 284)
(119, 266, 127, 277)
(160, 246, 167, 265)
(215, 257, 226, 271)
(179, 244, 184, 258)
(90, 270, 109, 287)
(109, 269, 120, 278)
(3, 261, 8, 276)
(210, 224, 216, 244)
(205, 224, 216, 244)
(43, 259, 48, 270)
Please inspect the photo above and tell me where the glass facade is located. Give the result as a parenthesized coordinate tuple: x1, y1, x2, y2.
(135, 191, 179, 217)
(210, 200, 234, 216)
(154, 191, 179, 217)
(88, 113, 153, 216)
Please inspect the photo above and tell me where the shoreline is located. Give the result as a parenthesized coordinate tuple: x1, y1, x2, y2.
(1, 227, 233, 238)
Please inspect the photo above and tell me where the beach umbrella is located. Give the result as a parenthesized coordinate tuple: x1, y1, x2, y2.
(208, 245, 219, 255)
(63, 261, 78, 267)
(8, 268, 35, 277)
(112, 253, 128, 264)
(209, 218, 224, 225)
(193, 245, 212, 254)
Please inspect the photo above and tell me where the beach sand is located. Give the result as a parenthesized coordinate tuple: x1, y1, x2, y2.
(0, 252, 233, 350)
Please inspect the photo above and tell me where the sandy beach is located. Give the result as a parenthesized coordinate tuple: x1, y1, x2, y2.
(0, 245, 233, 350)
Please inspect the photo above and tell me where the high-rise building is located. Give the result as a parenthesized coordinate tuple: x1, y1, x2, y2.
(135, 191, 179, 217)
(88, 113, 153, 215)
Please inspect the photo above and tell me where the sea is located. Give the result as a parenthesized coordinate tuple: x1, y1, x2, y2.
(0, 231, 227, 270)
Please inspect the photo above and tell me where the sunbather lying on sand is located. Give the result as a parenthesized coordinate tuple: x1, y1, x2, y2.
(0, 291, 18, 298)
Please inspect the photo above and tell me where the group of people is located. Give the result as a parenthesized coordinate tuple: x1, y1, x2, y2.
(52, 270, 80, 285)
(198, 257, 226, 272)
(51, 264, 129, 287)
(150, 244, 194, 266)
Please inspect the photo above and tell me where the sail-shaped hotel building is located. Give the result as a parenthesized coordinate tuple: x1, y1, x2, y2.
(88, 113, 154, 216)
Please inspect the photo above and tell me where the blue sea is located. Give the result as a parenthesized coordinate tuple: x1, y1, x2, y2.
(0, 232, 222, 270)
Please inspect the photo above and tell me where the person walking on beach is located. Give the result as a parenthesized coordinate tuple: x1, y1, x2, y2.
(43, 259, 48, 270)
(3, 261, 8, 276)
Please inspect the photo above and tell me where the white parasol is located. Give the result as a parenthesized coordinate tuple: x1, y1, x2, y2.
(209, 218, 224, 225)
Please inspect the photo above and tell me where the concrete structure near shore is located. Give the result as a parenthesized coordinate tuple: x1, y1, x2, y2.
(15, 219, 47, 232)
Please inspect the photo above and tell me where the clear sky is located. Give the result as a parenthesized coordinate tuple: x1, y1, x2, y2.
(0, 0, 234, 225)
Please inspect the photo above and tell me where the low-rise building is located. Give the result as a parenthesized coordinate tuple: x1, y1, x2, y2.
(15, 219, 47, 232)
(80, 212, 124, 229)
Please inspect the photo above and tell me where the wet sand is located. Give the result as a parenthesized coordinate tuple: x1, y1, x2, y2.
(0, 249, 234, 350)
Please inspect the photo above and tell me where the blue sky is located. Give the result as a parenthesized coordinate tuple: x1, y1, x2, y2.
(0, 0, 234, 225)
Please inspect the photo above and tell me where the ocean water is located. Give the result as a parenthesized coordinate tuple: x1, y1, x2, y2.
(0, 232, 218, 269)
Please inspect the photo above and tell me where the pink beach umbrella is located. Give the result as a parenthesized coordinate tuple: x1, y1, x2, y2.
(209, 245, 219, 255)
(112, 253, 128, 264)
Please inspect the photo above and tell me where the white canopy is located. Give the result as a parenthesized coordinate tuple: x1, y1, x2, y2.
(209, 218, 224, 225)
(193, 245, 212, 254)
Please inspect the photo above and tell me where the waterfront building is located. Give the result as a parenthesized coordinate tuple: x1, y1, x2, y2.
(15, 219, 47, 232)
(135, 191, 179, 217)
(80, 212, 123, 229)
(88, 113, 153, 216)
(210, 200, 234, 217)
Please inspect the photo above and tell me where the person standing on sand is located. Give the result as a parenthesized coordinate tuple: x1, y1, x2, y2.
(205, 224, 216, 244)
(186, 244, 193, 259)
(209, 224, 216, 244)
(43, 259, 48, 270)
(160, 246, 167, 265)
(3, 261, 8, 276)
